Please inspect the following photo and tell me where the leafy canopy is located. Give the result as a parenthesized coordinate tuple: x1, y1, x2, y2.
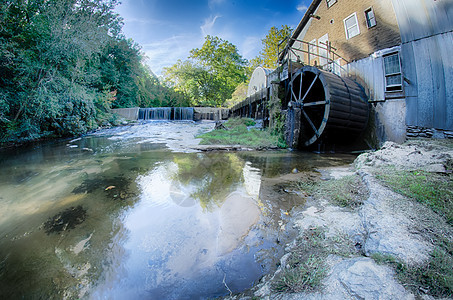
(0, 0, 186, 145)
(163, 35, 247, 107)
(255, 25, 292, 69)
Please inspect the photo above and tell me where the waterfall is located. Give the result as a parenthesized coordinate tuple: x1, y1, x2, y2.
(138, 108, 172, 120)
(173, 107, 194, 120)
(138, 107, 194, 121)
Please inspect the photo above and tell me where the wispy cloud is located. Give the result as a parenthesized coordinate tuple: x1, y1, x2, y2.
(141, 35, 202, 76)
(208, 0, 225, 9)
(126, 17, 163, 25)
(200, 15, 221, 37)
(297, 4, 308, 13)
(239, 36, 261, 59)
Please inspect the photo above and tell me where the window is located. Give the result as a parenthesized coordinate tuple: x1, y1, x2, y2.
(343, 13, 360, 39)
(365, 8, 376, 28)
(383, 52, 403, 92)
(327, 0, 337, 7)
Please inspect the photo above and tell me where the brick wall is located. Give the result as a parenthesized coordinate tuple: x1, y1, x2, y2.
(298, 0, 401, 63)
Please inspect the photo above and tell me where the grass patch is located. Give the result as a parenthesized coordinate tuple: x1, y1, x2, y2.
(374, 167, 453, 224)
(298, 174, 368, 208)
(272, 227, 357, 293)
(371, 239, 453, 298)
(197, 117, 286, 148)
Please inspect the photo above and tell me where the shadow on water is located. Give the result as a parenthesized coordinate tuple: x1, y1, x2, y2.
(0, 122, 358, 299)
(44, 206, 88, 234)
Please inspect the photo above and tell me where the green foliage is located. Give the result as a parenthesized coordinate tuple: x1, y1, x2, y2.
(253, 25, 292, 69)
(273, 255, 326, 293)
(273, 227, 357, 293)
(163, 36, 247, 107)
(375, 168, 453, 224)
(0, 0, 183, 146)
(298, 175, 368, 208)
(163, 59, 219, 107)
(224, 82, 248, 108)
(270, 111, 287, 148)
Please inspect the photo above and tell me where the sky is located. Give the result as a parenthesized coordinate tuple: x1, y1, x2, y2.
(115, 0, 311, 76)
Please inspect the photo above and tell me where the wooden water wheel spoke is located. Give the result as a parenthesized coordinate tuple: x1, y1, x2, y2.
(299, 71, 303, 100)
(301, 109, 320, 137)
(301, 74, 319, 102)
(291, 87, 298, 102)
(303, 100, 327, 107)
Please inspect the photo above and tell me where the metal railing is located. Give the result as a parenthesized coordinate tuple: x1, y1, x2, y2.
(277, 37, 350, 78)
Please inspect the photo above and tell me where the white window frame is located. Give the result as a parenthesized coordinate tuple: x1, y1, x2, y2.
(327, 0, 337, 8)
(383, 52, 403, 92)
(343, 12, 360, 39)
(364, 7, 377, 28)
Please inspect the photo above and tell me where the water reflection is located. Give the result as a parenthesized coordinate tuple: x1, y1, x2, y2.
(173, 153, 245, 210)
(0, 121, 357, 299)
(92, 153, 265, 299)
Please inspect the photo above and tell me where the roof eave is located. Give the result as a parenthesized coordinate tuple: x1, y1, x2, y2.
(289, 0, 322, 47)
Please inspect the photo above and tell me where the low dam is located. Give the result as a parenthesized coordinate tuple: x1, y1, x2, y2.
(112, 107, 230, 121)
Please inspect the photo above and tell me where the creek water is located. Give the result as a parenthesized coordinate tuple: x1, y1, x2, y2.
(0, 121, 356, 299)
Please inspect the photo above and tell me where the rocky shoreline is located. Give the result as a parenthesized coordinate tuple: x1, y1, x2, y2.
(226, 139, 453, 300)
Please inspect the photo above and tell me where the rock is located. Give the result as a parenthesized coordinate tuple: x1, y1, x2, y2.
(271, 257, 415, 300)
(424, 163, 446, 173)
(325, 257, 415, 300)
(359, 172, 431, 264)
(295, 205, 364, 243)
(444, 131, 453, 139)
(214, 121, 227, 130)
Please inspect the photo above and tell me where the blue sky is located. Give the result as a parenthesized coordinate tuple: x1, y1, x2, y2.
(115, 0, 311, 75)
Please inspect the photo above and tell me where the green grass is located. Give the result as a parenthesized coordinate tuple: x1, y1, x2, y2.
(374, 167, 453, 224)
(298, 174, 368, 208)
(371, 240, 453, 298)
(371, 166, 453, 298)
(197, 117, 286, 148)
(272, 227, 357, 293)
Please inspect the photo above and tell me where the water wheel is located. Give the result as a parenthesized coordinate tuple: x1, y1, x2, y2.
(286, 66, 369, 148)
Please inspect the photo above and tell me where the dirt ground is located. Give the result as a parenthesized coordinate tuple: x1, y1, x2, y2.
(226, 138, 453, 300)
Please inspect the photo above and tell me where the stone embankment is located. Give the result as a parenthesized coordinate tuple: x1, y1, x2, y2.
(228, 139, 453, 300)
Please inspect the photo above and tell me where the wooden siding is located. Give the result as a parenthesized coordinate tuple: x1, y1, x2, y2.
(403, 32, 453, 130)
(348, 53, 386, 102)
(392, 0, 453, 130)
(391, 0, 453, 43)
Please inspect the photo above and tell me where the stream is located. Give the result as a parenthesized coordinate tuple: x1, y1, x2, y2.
(0, 121, 356, 299)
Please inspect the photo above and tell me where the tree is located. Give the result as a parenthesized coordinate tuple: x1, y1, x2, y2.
(0, 0, 177, 145)
(256, 25, 292, 69)
(163, 36, 248, 107)
(189, 36, 248, 107)
(224, 82, 248, 108)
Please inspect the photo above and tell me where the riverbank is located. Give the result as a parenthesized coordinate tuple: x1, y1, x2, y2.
(225, 138, 453, 299)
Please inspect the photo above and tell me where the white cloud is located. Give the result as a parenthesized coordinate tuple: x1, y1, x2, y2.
(297, 4, 308, 13)
(200, 15, 221, 37)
